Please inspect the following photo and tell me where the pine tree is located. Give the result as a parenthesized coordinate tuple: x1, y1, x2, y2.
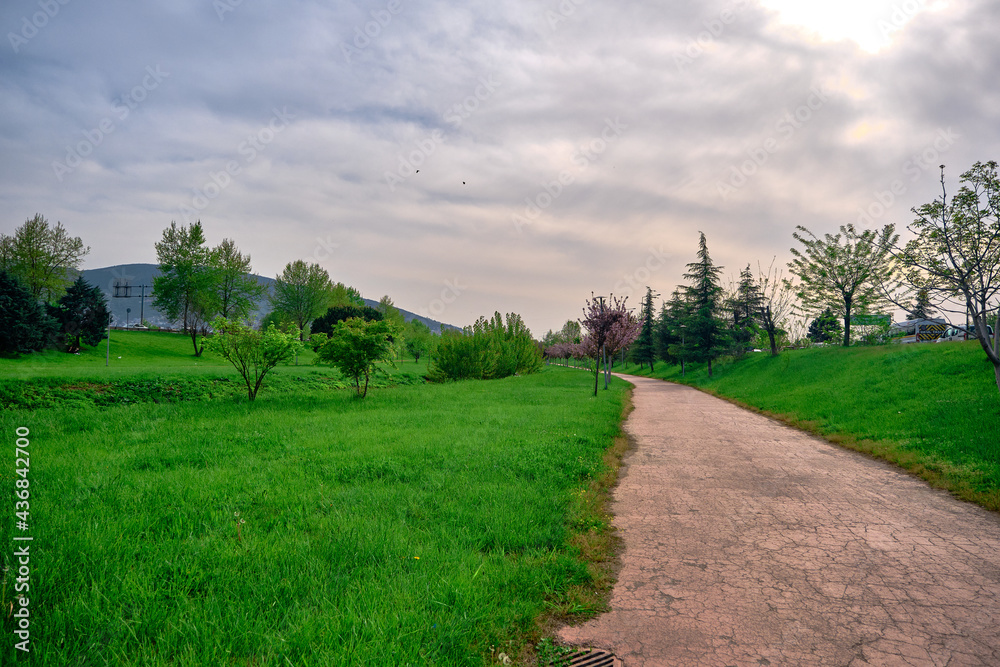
(656, 290, 686, 370)
(631, 287, 658, 370)
(728, 264, 763, 356)
(51, 276, 111, 352)
(680, 232, 728, 377)
(0, 269, 57, 354)
(807, 308, 842, 343)
(905, 287, 935, 320)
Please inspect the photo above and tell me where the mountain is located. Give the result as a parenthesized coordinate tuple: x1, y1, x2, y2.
(80, 264, 460, 333)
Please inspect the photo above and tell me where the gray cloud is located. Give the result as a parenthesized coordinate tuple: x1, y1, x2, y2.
(1, 0, 990, 335)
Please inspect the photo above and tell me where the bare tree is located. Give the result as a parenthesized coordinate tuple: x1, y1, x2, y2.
(894, 162, 1000, 394)
(756, 258, 797, 356)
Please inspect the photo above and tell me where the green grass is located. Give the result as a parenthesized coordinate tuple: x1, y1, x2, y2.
(616, 342, 1000, 510)
(1, 339, 629, 665)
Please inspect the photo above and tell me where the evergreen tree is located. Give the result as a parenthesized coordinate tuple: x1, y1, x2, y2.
(0, 269, 57, 354)
(51, 276, 110, 352)
(727, 265, 764, 356)
(631, 287, 659, 370)
(656, 289, 692, 371)
(679, 232, 728, 377)
(807, 308, 842, 343)
(310, 304, 383, 336)
(905, 287, 936, 320)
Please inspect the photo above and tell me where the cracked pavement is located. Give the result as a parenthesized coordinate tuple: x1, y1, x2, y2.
(558, 376, 1000, 666)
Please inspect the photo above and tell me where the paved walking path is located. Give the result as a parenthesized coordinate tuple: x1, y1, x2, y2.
(559, 375, 1000, 666)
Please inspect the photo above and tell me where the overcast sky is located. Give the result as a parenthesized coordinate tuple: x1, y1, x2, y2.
(2, 0, 996, 335)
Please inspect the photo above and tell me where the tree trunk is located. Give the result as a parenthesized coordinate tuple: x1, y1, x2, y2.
(708, 358, 713, 377)
(843, 299, 852, 347)
(190, 327, 202, 357)
(767, 327, 778, 356)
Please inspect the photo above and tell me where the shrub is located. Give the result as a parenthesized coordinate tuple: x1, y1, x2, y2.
(428, 312, 542, 382)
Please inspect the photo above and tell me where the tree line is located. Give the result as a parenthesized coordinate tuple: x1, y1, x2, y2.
(1, 215, 543, 400)
(543, 161, 1000, 397)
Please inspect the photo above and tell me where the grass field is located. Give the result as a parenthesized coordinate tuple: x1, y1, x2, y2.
(616, 341, 1000, 510)
(1, 332, 630, 665)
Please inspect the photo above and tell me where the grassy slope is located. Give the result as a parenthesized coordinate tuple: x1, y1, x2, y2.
(617, 341, 1000, 510)
(1, 337, 629, 666)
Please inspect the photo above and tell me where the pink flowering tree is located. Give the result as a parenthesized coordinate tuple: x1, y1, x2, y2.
(580, 293, 641, 395)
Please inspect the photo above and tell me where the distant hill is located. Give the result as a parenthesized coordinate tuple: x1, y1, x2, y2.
(81, 264, 460, 333)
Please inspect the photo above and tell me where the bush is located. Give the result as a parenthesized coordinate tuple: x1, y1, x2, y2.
(428, 312, 542, 382)
(316, 318, 398, 397)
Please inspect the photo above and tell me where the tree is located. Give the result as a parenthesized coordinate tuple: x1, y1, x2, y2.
(656, 290, 686, 369)
(631, 287, 659, 370)
(726, 265, 763, 357)
(270, 260, 334, 339)
(756, 259, 797, 356)
(403, 319, 436, 363)
(210, 238, 266, 321)
(679, 232, 728, 376)
(378, 295, 406, 359)
(807, 308, 842, 343)
(0, 214, 90, 302)
(894, 162, 1000, 395)
(580, 294, 640, 395)
(788, 223, 899, 347)
(311, 304, 383, 336)
(0, 269, 58, 355)
(207, 318, 297, 401)
(51, 276, 110, 352)
(317, 318, 399, 397)
(329, 282, 365, 307)
(903, 287, 935, 321)
(153, 221, 215, 356)
(560, 319, 582, 343)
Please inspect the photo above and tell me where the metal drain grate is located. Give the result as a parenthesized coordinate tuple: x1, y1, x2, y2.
(548, 648, 620, 666)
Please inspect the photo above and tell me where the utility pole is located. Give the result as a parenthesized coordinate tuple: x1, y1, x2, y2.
(106, 312, 112, 367)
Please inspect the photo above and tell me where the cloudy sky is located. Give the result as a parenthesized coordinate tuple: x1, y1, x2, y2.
(2, 0, 996, 335)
